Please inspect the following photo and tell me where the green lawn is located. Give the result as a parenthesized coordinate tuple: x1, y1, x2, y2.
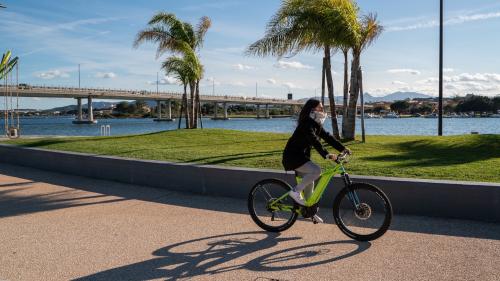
(4, 129, 500, 182)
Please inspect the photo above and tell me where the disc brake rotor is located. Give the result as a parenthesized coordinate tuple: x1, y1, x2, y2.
(354, 203, 372, 220)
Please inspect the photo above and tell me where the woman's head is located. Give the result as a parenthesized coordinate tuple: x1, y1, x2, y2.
(298, 99, 325, 126)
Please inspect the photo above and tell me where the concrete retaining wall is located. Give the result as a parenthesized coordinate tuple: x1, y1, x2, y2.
(1, 144, 499, 222)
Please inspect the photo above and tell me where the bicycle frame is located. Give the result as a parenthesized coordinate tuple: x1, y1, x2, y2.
(268, 159, 359, 213)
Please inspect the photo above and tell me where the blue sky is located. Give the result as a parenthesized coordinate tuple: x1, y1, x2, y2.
(1, 0, 500, 109)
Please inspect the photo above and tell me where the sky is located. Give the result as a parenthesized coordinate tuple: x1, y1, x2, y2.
(1, 0, 500, 109)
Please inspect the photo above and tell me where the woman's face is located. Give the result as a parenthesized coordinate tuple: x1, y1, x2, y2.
(313, 103, 324, 112)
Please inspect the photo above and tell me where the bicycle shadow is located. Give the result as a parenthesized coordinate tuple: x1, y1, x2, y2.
(74, 231, 370, 281)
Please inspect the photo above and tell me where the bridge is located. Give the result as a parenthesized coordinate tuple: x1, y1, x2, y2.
(1, 85, 371, 123)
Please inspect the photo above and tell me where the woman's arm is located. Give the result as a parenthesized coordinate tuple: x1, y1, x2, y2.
(318, 127, 346, 152)
(302, 124, 330, 159)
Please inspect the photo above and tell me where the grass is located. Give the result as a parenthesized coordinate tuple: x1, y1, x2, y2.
(3, 129, 500, 183)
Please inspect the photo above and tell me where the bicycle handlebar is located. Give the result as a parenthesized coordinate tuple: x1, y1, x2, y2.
(334, 150, 351, 164)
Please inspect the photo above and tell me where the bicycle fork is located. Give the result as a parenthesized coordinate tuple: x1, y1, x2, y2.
(342, 173, 362, 210)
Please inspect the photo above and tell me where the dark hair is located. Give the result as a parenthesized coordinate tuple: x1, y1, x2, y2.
(298, 98, 320, 126)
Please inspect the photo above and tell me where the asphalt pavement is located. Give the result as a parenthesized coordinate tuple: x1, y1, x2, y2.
(0, 163, 499, 281)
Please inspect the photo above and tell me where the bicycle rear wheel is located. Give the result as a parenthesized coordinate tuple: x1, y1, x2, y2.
(333, 183, 392, 241)
(248, 179, 298, 232)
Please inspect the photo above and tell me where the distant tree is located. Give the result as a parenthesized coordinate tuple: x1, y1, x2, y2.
(135, 100, 147, 111)
(390, 100, 410, 113)
(443, 103, 456, 113)
(115, 101, 129, 113)
(493, 96, 500, 111)
(372, 105, 386, 113)
(456, 95, 494, 112)
(127, 103, 137, 114)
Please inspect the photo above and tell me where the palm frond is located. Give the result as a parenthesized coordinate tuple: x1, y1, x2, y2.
(195, 16, 211, 49)
(0, 54, 18, 79)
(246, 0, 359, 58)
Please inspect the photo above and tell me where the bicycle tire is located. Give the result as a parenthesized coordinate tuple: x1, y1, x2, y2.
(333, 183, 392, 241)
(248, 178, 299, 232)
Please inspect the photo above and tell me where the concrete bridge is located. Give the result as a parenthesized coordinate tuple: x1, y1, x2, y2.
(2, 85, 371, 123)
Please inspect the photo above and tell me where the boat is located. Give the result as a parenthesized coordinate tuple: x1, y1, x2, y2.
(384, 112, 400, 118)
(366, 113, 381, 118)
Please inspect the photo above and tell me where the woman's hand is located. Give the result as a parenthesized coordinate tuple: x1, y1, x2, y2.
(326, 153, 337, 161)
(343, 148, 352, 155)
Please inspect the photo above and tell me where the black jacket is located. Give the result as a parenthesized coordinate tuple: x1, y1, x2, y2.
(282, 118, 345, 171)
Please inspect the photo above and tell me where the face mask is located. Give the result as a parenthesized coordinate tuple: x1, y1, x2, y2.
(310, 110, 327, 125)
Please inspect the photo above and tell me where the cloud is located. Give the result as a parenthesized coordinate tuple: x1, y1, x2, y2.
(417, 72, 500, 95)
(228, 81, 246, 86)
(283, 82, 299, 89)
(147, 76, 179, 85)
(274, 60, 313, 70)
(388, 11, 500, 32)
(56, 17, 119, 31)
(95, 72, 116, 79)
(35, 70, 70, 79)
(232, 63, 256, 70)
(444, 68, 455, 73)
(205, 77, 222, 86)
(387, 68, 421, 75)
(392, 81, 407, 85)
(266, 78, 277, 85)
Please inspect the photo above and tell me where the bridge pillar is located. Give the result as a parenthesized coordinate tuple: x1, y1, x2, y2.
(167, 100, 172, 119)
(77, 98, 83, 121)
(214, 102, 218, 119)
(87, 96, 94, 122)
(256, 104, 261, 119)
(265, 104, 270, 118)
(157, 100, 162, 119)
(223, 102, 228, 119)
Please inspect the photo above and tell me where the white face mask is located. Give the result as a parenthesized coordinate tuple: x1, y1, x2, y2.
(310, 110, 327, 125)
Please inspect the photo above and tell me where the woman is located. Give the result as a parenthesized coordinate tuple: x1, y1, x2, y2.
(282, 99, 349, 223)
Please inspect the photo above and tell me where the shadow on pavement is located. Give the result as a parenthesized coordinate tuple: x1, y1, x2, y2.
(1, 163, 499, 241)
(73, 231, 370, 281)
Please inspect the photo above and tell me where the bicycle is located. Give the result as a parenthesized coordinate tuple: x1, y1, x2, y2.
(248, 150, 393, 241)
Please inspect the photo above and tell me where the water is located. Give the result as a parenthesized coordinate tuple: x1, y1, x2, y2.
(1, 116, 499, 136)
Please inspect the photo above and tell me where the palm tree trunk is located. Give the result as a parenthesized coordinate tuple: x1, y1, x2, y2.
(192, 80, 199, 128)
(321, 57, 326, 105)
(189, 81, 195, 128)
(358, 66, 366, 143)
(178, 84, 187, 129)
(185, 84, 191, 129)
(195, 79, 201, 129)
(344, 54, 360, 141)
(341, 49, 349, 138)
(324, 46, 341, 140)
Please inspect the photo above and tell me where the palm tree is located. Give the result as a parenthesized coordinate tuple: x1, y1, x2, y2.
(246, 0, 359, 139)
(161, 50, 201, 129)
(134, 12, 211, 128)
(342, 13, 383, 141)
(0, 51, 18, 80)
(340, 45, 350, 133)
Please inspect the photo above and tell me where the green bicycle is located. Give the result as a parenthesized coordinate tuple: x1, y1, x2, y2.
(248, 151, 393, 241)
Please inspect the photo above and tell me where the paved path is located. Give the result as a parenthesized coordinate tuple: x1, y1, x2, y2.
(0, 163, 499, 281)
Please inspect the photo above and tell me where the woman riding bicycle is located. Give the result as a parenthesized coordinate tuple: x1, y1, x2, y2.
(282, 99, 350, 223)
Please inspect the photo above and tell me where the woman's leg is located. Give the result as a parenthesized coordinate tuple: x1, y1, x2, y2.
(294, 161, 321, 199)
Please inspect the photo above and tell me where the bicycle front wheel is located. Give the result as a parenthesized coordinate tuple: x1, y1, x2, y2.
(333, 183, 392, 241)
(248, 179, 298, 232)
